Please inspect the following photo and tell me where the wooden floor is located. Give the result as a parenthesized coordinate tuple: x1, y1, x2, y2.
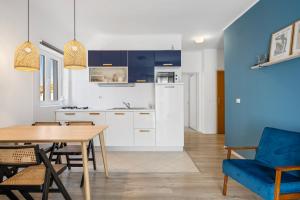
(1, 129, 260, 200)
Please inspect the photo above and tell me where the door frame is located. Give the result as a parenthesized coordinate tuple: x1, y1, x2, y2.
(182, 72, 199, 131)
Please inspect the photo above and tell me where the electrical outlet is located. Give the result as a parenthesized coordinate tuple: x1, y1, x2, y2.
(235, 98, 241, 104)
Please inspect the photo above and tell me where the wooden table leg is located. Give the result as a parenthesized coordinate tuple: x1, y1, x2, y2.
(99, 132, 109, 177)
(81, 142, 91, 200)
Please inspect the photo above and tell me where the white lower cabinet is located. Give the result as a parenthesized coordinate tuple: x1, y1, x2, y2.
(55, 111, 106, 146)
(56, 110, 157, 148)
(134, 129, 155, 146)
(105, 111, 134, 146)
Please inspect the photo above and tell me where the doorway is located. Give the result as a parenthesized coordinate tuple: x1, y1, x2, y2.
(183, 73, 198, 130)
(217, 70, 225, 134)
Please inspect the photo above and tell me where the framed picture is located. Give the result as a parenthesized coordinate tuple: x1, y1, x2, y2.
(269, 24, 294, 62)
(292, 20, 300, 55)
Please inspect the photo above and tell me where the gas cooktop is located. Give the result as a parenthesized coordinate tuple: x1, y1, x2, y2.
(61, 106, 89, 110)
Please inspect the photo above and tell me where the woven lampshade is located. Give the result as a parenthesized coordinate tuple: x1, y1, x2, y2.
(64, 39, 86, 69)
(14, 41, 39, 71)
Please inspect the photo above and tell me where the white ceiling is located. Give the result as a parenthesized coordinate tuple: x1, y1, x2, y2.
(30, 0, 258, 50)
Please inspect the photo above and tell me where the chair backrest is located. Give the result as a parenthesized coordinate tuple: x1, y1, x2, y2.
(32, 122, 61, 126)
(0, 145, 40, 167)
(255, 127, 300, 173)
(66, 121, 95, 126)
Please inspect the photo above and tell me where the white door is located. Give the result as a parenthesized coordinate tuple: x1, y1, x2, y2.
(189, 74, 198, 130)
(182, 73, 198, 130)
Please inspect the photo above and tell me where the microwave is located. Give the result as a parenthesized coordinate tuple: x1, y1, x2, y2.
(155, 67, 182, 83)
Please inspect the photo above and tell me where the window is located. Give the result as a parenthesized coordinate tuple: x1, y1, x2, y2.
(39, 47, 63, 105)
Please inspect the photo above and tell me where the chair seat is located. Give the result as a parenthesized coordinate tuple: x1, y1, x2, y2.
(0, 164, 66, 186)
(223, 159, 300, 200)
(54, 145, 82, 155)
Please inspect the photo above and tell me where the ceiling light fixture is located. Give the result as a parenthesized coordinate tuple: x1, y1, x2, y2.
(64, 0, 86, 70)
(194, 36, 205, 44)
(14, 0, 39, 72)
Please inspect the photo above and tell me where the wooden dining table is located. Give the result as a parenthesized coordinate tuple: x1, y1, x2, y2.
(0, 125, 109, 200)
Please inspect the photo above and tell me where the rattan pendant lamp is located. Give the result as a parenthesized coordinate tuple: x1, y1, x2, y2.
(14, 0, 39, 71)
(64, 0, 86, 69)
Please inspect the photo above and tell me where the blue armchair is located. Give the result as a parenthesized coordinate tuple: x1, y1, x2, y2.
(222, 127, 300, 200)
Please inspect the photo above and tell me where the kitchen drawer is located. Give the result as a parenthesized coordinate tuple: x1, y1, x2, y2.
(80, 112, 106, 123)
(56, 112, 84, 121)
(134, 129, 155, 146)
(134, 111, 155, 128)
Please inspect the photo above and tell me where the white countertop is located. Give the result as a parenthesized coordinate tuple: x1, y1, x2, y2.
(55, 108, 155, 112)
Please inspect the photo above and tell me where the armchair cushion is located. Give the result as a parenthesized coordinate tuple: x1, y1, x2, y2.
(223, 159, 300, 200)
(255, 127, 300, 177)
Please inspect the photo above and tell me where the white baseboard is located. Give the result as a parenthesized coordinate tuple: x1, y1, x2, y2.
(232, 150, 245, 159)
(95, 146, 183, 152)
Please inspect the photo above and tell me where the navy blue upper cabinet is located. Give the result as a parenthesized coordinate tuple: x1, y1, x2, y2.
(154, 50, 181, 66)
(88, 51, 127, 67)
(128, 51, 155, 83)
(101, 51, 127, 66)
(88, 51, 102, 66)
(128, 51, 155, 67)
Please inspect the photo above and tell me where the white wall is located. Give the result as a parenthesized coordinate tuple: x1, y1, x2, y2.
(182, 49, 223, 134)
(70, 35, 181, 109)
(0, 2, 34, 127)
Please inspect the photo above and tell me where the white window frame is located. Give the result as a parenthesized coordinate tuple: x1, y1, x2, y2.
(38, 45, 64, 107)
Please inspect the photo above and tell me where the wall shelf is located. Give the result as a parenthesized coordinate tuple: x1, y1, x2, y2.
(251, 53, 300, 70)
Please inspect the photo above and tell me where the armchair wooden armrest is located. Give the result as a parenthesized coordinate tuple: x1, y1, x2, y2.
(275, 166, 300, 172)
(274, 165, 300, 200)
(224, 146, 257, 159)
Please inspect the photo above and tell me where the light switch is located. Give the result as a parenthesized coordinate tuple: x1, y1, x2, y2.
(235, 98, 241, 104)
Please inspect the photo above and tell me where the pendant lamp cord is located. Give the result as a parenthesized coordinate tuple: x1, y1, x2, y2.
(27, 0, 30, 42)
(74, 0, 76, 40)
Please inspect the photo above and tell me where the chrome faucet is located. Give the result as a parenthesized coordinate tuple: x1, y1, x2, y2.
(123, 102, 131, 109)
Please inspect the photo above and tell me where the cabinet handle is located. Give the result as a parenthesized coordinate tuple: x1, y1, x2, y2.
(64, 113, 75, 116)
(102, 64, 113, 66)
(114, 112, 125, 115)
(136, 80, 146, 83)
(89, 112, 100, 115)
(163, 63, 173, 66)
(139, 112, 150, 115)
(139, 130, 151, 133)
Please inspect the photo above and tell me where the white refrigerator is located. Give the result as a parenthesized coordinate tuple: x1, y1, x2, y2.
(155, 83, 184, 149)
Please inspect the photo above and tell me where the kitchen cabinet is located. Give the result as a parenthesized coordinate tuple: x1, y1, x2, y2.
(55, 111, 106, 146)
(101, 51, 127, 66)
(154, 50, 181, 66)
(134, 111, 155, 128)
(155, 84, 184, 147)
(134, 129, 155, 146)
(88, 51, 102, 66)
(105, 111, 134, 146)
(128, 66, 154, 83)
(88, 51, 127, 67)
(133, 111, 155, 146)
(128, 51, 155, 83)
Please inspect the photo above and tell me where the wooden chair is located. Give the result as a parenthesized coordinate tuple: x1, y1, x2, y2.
(0, 145, 71, 200)
(31, 122, 62, 154)
(52, 121, 97, 187)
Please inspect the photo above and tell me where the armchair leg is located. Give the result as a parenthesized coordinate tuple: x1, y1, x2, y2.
(274, 170, 282, 200)
(223, 175, 228, 196)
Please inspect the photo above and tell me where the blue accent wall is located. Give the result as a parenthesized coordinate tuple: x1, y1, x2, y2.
(224, 0, 300, 157)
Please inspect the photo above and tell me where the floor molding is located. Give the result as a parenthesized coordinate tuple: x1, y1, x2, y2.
(232, 150, 245, 159)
